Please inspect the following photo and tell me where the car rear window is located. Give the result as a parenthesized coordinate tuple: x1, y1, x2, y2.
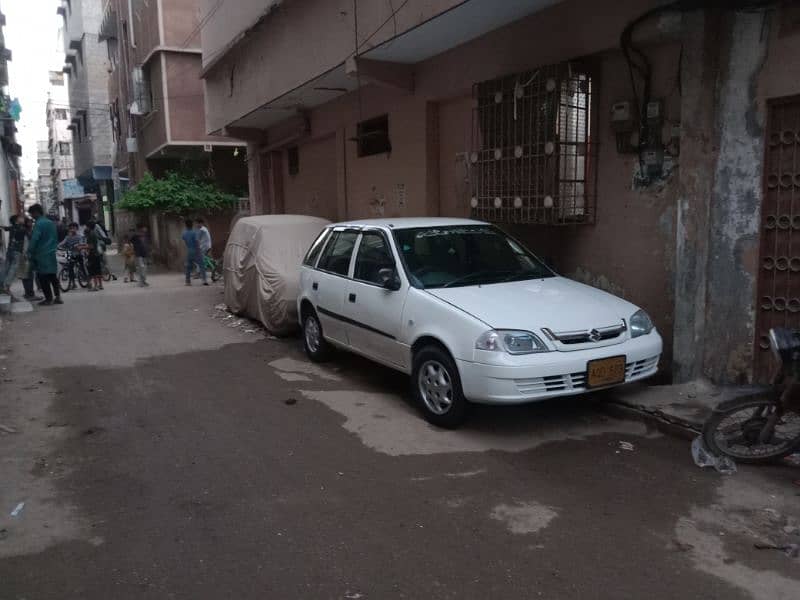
(303, 229, 331, 267)
(317, 230, 358, 276)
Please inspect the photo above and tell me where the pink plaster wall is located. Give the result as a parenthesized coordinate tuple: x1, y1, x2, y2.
(282, 135, 339, 221)
(202, 0, 465, 133)
(163, 0, 203, 48)
(138, 57, 168, 158)
(131, 0, 161, 64)
(166, 52, 232, 143)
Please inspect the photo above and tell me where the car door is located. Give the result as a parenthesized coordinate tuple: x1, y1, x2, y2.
(312, 229, 359, 346)
(342, 229, 409, 368)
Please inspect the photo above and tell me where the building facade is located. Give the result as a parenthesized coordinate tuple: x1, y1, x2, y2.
(58, 0, 114, 224)
(21, 179, 38, 209)
(98, 0, 247, 202)
(36, 140, 54, 211)
(46, 71, 78, 214)
(201, 0, 800, 386)
(0, 0, 22, 254)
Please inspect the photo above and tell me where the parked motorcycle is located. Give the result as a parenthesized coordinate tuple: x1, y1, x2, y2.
(703, 328, 800, 463)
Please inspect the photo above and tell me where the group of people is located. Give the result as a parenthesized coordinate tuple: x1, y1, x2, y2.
(182, 217, 212, 286)
(1, 204, 66, 304)
(2, 211, 213, 303)
(0, 205, 125, 305)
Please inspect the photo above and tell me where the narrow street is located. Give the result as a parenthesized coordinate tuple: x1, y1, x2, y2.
(0, 259, 797, 599)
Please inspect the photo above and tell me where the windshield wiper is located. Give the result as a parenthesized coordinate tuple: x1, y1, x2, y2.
(498, 269, 552, 283)
(441, 269, 514, 288)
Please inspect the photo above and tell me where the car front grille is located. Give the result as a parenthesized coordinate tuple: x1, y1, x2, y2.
(543, 322, 627, 345)
(513, 355, 660, 396)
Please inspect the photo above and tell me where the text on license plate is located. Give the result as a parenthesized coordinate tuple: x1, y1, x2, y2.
(587, 356, 626, 388)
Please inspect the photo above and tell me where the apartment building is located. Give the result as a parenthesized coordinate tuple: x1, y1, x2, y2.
(99, 0, 246, 198)
(0, 0, 21, 253)
(201, 0, 800, 386)
(58, 0, 114, 222)
(36, 140, 54, 212)
(46, 71, 77, 211)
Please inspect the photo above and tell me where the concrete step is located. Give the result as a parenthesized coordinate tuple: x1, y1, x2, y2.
(0, 294, 11, 314)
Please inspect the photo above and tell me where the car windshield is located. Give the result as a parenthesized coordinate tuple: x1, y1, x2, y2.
(394, 225, 554, 289)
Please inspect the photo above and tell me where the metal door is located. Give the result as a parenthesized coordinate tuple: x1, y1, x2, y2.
(755, 95, 800, 381)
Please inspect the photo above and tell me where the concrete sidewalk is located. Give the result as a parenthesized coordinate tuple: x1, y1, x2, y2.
(604, 379, 772, 440)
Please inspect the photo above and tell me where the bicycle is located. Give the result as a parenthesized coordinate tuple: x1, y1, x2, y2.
(58, 251, 89, 292)
(192, 254, 223, 282)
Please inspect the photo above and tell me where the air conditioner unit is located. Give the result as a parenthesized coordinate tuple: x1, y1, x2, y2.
(130, 67, 151, 115)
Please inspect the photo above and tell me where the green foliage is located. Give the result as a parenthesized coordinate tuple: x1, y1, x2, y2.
(117, 172, 239, 215)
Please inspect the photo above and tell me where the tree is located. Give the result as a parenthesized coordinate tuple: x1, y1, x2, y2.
(117, 172, 238, 215)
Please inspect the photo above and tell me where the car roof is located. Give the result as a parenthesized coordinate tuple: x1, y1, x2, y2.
(328, 217, 488, 230)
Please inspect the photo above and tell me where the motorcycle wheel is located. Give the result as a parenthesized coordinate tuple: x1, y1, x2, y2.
(703, 395, 800, 463)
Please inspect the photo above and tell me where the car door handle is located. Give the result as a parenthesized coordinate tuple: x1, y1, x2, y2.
(348, 293, 356, 303)
(312, 282, 318, 290)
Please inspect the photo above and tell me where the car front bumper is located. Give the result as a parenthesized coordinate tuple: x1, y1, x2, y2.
(457, 332, 663, 404)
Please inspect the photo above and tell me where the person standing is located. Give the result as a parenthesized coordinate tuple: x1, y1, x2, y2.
(121, 232, 136, 283)
(57, 222, 85, 290)
(182, 219, 207, 286)
(18, 217, 41, 301)
(92, 219, 112, 281)
(193, 218, 212, 280)
(1, 215, 27, 294)
(84, 222, 104, 291)
(27, 204, 62, 305)
(131, 224, 150, 287)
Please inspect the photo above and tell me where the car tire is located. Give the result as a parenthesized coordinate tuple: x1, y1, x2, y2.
(412, 345, 468, 429)
(302, 310, 332, 362)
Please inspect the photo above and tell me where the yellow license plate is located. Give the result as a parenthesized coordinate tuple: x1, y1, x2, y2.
(587, 356, 626, 388)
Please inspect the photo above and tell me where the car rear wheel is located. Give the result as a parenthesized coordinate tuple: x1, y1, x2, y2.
(303, 310, 332, 362)
(412, 345, 468, 429)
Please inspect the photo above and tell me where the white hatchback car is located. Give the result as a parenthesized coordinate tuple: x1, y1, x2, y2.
(298, 218, 662, 427)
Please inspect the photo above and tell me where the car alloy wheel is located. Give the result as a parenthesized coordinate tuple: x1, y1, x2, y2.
(305, 315, 321, 354)
(418, 360, 453, 415)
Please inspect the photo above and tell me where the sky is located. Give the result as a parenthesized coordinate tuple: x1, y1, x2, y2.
(4, 0, 64, 180)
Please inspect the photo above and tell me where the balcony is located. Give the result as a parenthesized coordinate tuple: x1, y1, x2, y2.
(99, 1, 117, 42)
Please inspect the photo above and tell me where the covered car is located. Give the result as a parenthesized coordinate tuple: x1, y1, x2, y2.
(224, 214, 330, 335)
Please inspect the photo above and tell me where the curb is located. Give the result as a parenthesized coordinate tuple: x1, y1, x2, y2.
(600, 400, 701, 441)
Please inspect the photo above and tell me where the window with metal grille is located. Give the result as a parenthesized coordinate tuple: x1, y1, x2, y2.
(357, 114, 391, 157)
(470, 61, 598, 225)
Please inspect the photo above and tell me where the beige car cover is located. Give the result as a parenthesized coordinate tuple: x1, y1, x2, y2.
(223, 215, 330, 335)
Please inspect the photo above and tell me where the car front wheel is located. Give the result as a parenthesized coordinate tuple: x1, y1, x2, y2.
(412, 345, 468, 428)
(303, 310, 332, 362)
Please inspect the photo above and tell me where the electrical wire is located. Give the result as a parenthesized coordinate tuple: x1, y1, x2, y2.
(179, 0, 226, 49)
(356, 0, 410, 52)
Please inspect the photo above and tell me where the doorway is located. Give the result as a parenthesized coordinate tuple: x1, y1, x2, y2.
(754, 95, 800, 381)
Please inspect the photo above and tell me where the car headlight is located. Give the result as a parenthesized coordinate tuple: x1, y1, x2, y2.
(475, 330, 549, 354)
(629, 310, 654, 338)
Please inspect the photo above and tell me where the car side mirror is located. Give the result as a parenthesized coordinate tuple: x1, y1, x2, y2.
(378, 267, 401, 291)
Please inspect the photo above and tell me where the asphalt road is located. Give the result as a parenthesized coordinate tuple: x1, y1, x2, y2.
(0, 265, 798, 599)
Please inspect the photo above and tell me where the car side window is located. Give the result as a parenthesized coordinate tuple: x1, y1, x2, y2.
(303, 229, 330, 267)
(354, 231, 395, 285)
(317, 230, 358, 276)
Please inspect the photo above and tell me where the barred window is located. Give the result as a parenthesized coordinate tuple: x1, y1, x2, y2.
(470, 61, 598, 225)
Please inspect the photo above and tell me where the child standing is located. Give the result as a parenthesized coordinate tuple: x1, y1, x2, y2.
(122, 233, 136, 283)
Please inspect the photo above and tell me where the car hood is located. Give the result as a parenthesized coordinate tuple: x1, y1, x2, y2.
(426, 276, 639, 332)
